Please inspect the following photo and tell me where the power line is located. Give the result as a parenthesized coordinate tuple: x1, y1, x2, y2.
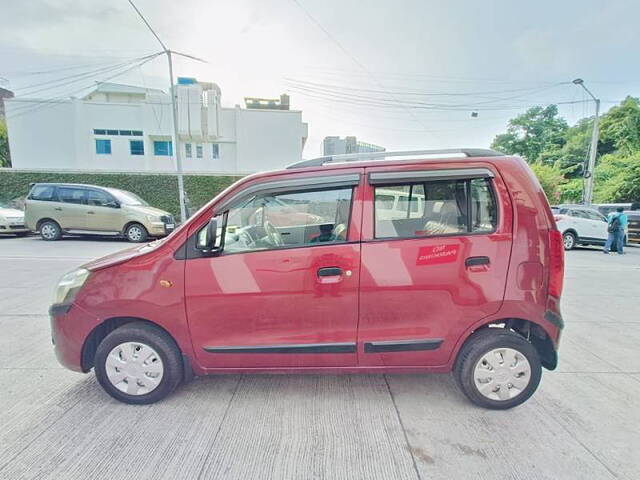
(6, 53, 164, 118)
(6, 55, 162, 121)
(286, 82, 588, 111)
(4, 54, 158, 77)
(285, 80, 568, 110)
(285, 77, 570, 97)
(13, 53, 161, 95)
(291, 0, 443, 142)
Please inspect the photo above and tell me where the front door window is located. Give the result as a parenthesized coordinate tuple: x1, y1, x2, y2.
(201, 187, 353, 254)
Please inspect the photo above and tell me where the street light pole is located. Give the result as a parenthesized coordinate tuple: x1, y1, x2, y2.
(572, 78, 600, 206)
(128, 0, 187, 222)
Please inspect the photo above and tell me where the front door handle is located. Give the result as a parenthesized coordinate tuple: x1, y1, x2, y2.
(54, 207, 62, 211)
(87, 211, 95, 214)
(318, 267, 343, 277)
(465, 256, 490, 267)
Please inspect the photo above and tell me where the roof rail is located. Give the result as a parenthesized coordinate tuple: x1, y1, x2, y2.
(286, 148, 504, 169)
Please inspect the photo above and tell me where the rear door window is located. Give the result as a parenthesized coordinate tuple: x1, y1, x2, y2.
(58, 187, 86, 205)
(374, 177, 497, 239)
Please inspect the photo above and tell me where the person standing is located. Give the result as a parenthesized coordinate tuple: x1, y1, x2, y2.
(603, 207, 628, 254)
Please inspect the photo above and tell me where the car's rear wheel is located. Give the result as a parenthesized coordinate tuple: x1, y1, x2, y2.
(94, 322, 183, 404)
(125, 223, 148, 243)
(39, 220, 62, 241)
(454, 329, 542, 409)
(562, 231, 576, 250)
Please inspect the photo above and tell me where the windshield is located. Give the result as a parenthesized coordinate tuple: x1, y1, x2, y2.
(107, 189, 148, 206)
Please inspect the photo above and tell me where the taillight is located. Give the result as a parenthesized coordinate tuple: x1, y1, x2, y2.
(548, 229, 565, 298)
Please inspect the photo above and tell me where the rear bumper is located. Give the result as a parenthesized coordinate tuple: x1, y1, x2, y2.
(50, 303, 97, 372)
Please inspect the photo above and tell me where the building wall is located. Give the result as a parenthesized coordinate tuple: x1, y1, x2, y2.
(6, 87, 307, 174)
(236, 108, 305, 172)
(6, 100, 77, 169)
(323, 135, 385, 156)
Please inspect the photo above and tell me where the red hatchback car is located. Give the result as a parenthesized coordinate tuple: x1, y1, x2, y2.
(49, 149, 564, 409)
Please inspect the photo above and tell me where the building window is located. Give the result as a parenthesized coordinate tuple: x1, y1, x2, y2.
(185, 143, 192, 158)
(93, 129, 144, 136)
(196, 144, 203, 158)
(212, 143, 220, 159)
(95, 139, 112, 155)
(153, 141, 173, 156)
(130, 140, 144, 156)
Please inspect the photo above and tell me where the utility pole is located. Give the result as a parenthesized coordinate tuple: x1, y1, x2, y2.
(128, 0, 187, 222)
(572, 78, 600, 206)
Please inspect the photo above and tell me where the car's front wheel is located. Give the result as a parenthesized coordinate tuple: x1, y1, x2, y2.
(454, 329, 542, 409)
(562, 231, 577, 250)
(94, 322, 183, 404)
(125, 223, 148, 243)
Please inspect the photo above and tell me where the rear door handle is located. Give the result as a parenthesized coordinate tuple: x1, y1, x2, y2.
(87, 211, 95, 214)
(465, 256, 490, 267)
(54, 207, 62, 211)
(318, 267, 343, 277)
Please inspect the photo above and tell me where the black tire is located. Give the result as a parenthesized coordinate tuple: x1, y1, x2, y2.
(125, 223, 148, 243)
(39, 220, 62, 241)
(454, 328, 542, 410)
(562, 231, 577, 250)
(94, 322, 183, 405)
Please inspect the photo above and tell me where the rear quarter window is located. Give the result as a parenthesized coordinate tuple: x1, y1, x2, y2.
(28, 185, 56, 201)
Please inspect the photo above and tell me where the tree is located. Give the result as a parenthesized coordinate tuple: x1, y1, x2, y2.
(594, 152, 640, 203)
(0, 119, 10, 168)
(529, 163, 565, 202)
(491, 105, 568, 163)
(598, 96, 640, 156)
(551, 117, 592, 178)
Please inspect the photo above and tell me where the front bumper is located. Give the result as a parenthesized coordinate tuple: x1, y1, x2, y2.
(149, 221, 175, 237)
(49, 303, 97, 372)
(0, 223, 29, 234)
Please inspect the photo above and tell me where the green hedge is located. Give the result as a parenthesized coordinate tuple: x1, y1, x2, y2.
(0, 170, 243, 218)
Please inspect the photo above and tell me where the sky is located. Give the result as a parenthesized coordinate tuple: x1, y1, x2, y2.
(1, 0, 639, 158)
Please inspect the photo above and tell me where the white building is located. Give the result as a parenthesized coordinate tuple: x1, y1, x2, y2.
(322, 136, 385, 156)
(5, 79, 308, 174)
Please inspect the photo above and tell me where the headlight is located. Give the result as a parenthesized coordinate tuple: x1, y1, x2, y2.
(146, 215, 161, 222)
(0, 216, 7, 224)
(53, 268, 90, 305)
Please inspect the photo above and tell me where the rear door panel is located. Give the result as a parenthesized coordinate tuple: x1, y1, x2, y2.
(357, 162, 513, 367)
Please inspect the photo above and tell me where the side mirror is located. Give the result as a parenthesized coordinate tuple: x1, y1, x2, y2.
(107, 201, 120, 209)
(206, 218, 218, 248)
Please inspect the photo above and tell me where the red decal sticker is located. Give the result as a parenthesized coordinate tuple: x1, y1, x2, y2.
(417, 244, 459, 265)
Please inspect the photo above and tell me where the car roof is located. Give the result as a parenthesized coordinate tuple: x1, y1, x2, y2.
(32, 182, 107, 190)
(286, 148, 503, 170)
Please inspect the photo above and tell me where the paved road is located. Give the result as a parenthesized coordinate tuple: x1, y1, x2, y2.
(0, 236, 638, 480)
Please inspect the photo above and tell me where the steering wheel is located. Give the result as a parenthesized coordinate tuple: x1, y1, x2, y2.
(264, 221, 284, 246)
